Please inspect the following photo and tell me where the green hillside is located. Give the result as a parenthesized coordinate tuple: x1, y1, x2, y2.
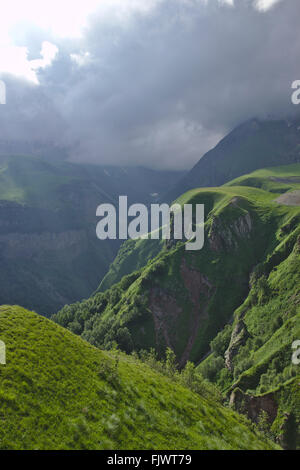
(0, 154, 183, 315)
(0, 305, 277, 450)
(54, 164, 300, 447)
(98, 238, 163, 293)
(166, 118, 300, 202)
(197, 205, 300, 448)
(57, 165, 300, 362)
(99, 164, 300, 293)
(0, 154, 184, 210)
(54, 180, 300, 361)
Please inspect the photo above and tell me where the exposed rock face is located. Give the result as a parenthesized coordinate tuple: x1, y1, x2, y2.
(149, 205, 254, 365)
(149, 287, 182, 352)
(295, 235, 300, 254)
(228, 388, 299, 449)
(0, 230, 88, 259)
(0, 201, 120, 316)
(277, 412, 298, 450)
(225, 319, 249, 371)
(209, 204, 252, 252)
(179, 259, 213, 367)
(149, 256, 214, 367)
(229, 388, 278, 424)
(208, 217, 224, 252)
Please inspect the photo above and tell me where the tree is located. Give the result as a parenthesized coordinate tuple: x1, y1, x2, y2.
(165, 348, 177, 376)
(116, 327, 133, 353)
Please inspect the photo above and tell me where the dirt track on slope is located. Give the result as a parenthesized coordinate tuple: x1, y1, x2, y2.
(275, 190, 300, 206)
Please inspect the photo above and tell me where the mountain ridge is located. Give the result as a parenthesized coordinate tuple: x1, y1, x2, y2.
(0, 305, 277, 450)
(165, 118, 300, 202)
(53, 163, 300, 447)
(0, 154, 183, 315)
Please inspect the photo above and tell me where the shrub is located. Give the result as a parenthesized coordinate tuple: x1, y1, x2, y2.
(210, 324, 232, 357)
(116, 327, 133, 354)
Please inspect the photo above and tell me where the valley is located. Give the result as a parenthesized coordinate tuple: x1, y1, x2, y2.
(54, 163, 300, 448)
(1, 0, 300, 454)
(0, 122, 300, 450)
(0, 154, 183, 315)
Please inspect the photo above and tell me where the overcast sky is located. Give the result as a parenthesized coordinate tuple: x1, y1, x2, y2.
(0, 0, 299, 170)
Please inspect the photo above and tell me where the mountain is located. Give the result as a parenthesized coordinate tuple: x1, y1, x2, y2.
(166, 118, 300, 202)
(54, 163, 300, 448)
(0, 154, 184, 316)
(0, 140, 69, 161)
(0, 305, 277, 450)
(97, 237, 164, 293)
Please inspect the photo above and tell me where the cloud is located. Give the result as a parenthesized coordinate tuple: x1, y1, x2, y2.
(0, 41, 58, 84)
(0, 0, 102, 41)
(0, 45, 38, 83)
(0, 0, 299, 169)
(31, 42, 59, 71)
(254, 0, 283, 11)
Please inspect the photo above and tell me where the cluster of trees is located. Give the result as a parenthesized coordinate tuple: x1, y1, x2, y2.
(133, 347, 222, 403)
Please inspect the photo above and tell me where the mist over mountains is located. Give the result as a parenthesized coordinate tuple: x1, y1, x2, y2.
(1, 0, 300, 170)
(0, 154, 183, 315)
(0, 0, 299, 452)
(166, 117, 300, 201)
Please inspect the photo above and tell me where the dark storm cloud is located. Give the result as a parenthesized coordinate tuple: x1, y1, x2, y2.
(0, 0, 299, 169)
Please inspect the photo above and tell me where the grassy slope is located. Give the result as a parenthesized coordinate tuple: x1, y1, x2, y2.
(54, 165, 300, 363)
(0, 155, 183, 316)
(225, 164, 300, 193)
(98, 238, 163, 293)
(0, 305, 277, 450)
(166, 118, 300, 202)
(0, 154, 185, 210)
(196, 225, 300, 442)
(100, 164, 300, 293)
(195, 165, 300, 391)
(53, 164, 300, 448)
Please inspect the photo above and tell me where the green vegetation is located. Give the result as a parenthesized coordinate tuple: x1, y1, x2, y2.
(54, 164, 300, 361)
(98, 237, 163, 293)
(54, 163, 300, 448)
(0, 155, 182, 315)
(167, 118, 300, 202)
(0, 306, 277, 450)
(2, 123, 300, 450)
(198, 225, 300, 448)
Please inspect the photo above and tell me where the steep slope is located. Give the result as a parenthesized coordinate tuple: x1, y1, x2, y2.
(0, 155, 185, 208)
(197, 220, 300, 448)
(98, 238, 163, 293)
(0, 306, 277, 450)
(54, 164, 300, 448)
(54, 164, 300, 362)
(166, 118, 300, 202)
(101, 164, 300, 294)
(0, 154, 183, 315)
